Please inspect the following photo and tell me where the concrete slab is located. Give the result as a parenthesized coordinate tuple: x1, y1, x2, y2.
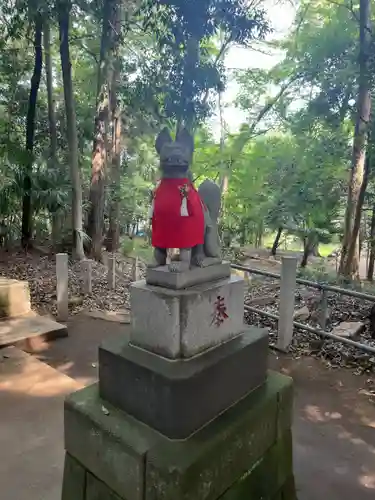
(0, 347, 83, 500)
(331, 321, 365, 339)
(83, 309, 131, 324)
(0, 314, 68, 349)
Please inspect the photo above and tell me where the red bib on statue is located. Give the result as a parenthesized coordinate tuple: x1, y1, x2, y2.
(151, 178, 205, 249)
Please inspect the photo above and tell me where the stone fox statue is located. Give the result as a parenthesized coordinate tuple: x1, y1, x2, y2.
(149, 127, 222, 272)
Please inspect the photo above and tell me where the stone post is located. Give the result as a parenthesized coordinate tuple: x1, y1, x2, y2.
(56, 253, 69, 322)
(131, 256, 139, 282)
(108, 256, 116, 290)
(319, 289, 329, 331)
(82, 259, 92, 294)
(277, 256, 297, 351)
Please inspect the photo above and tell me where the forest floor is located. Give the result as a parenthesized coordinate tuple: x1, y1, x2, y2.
(0, 248, 144, 317)
(237, 247, 375, 374)
(1, 315, 375, 500)
(0, 247, 375, 373)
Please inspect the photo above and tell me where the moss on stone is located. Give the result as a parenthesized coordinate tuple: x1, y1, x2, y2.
(86, 472, 123, 500)
(145, 372, 293, 500)
(218, 431, 293, 500)
(63, 373, 294, 500)
(61, 454, 86, 500)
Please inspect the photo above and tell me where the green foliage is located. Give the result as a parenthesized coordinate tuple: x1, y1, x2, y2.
(0, 0, 372, 268)
(121, 236, 135, 256)
(139, 0, 270, 128)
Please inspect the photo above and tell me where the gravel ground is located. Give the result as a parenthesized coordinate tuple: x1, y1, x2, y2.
(244, 275, 375, 373)
(0, 251, 146, 317)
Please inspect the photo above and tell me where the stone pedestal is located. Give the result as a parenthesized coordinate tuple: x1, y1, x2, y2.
(99, 328, 268, 439)
(130, 275, 245, 358)
(63, 373, 295, 500)
(62, 265, 296, 499)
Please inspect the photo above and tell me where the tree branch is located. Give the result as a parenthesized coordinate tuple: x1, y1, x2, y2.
(231, 73, 301, 159)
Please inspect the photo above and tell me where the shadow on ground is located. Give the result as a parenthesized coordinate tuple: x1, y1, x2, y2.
(1, 314, 374, 500)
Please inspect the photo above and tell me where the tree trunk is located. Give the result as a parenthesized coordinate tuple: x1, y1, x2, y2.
(271, 227, 283, 256)
(239, 225, 246, 246)
(300, 244, 310, 268)
(44, 20, 58, 165)
(21, 13, 43, 250)
(344, 154, 370, 278)
(367, 203, 375, 281)
(87, 0, 118, 260)
(256, 221, 263, 248)
(339, 0, 371, 277)
(310, 242, 320, 257)
(106, 113, 122, 252)
(58, 0, 85, 259)
(106, 2, 122, 253)
(301, 235, 314, 268)
(44, 19, 60, 249)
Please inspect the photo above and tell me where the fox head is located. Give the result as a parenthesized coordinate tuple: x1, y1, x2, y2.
(155, 127, 194, 178)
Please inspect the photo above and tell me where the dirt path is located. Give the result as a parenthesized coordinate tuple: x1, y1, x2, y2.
(30, 316, 375, 499)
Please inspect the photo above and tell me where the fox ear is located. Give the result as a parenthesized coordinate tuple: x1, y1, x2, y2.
(155, 128, 173, 155)
(176, 127, 194, 155)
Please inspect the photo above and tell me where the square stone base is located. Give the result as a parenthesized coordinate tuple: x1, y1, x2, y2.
(145, 261, 231, 290)
(63, 372, 295, 500)
(130, 275, 245, 359)
(99, 327, 268, 439)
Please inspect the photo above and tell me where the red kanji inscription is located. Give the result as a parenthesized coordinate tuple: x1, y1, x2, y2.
(211, 295, 229, 327)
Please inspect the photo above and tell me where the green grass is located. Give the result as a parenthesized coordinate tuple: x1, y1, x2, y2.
(319, 243, 339, 258)
(262, 233, 339, 257)
(120, 232, 340, 267)
(120, 236, 153, 262)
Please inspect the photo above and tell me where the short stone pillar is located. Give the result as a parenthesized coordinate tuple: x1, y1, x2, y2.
(56, 253, 68, 322)
(277, 256, 297, 352)
(131, 256, 139, 282)
(82, 259, 92, 295)
(61, 261, 297, 499)
(107, 256, 116, 290)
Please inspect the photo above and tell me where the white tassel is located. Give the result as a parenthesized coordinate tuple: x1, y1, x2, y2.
(180, 197, 189, 217)
(148, 198, 154, 219)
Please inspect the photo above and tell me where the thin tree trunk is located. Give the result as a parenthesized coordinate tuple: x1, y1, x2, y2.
(87, 0, 117, 260)
(44, 19, 60, 249)
(300, 235, 314, 268)
(106, 2, 122, 253)
(271, 227, 283, 256)
(300, 246, 310, 268)
(239, 225, 246, 246)
(339, 0, 371, 276)
(218, 90, 229, 195)
(44, 20, 58, 164)
(106, 113, 122, 252)
(58, 0, 85, 259)
(21, 13, 43, 250)
(255, 222, 263, 248)
(345, 155, 370, 278)
(310, 242, 320, 257)
(367, 203, 375, 281)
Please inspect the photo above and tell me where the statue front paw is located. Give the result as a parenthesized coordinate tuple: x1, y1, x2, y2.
(148, 248, 167, 268)
(168, 261, 190, 273)
(191, 254, 205, 267)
